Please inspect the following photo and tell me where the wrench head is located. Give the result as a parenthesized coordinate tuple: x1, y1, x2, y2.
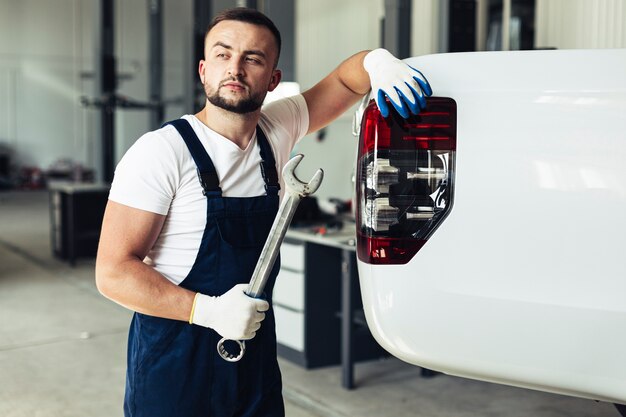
(282, 154, 324, 197)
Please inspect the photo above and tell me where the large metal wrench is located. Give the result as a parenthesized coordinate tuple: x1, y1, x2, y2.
(217, 154, 324, 362)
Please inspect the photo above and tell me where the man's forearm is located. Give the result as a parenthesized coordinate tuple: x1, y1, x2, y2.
(302, 48, 433, 135)
(334, 50, 372, 96)
(96, 257, 195, 322)
(302, 50, 373, 134)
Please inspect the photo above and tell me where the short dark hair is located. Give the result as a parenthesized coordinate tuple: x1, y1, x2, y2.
(205, 7, 282, 67)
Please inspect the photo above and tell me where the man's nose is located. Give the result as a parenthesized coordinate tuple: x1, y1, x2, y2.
(228, 58, 244, 77)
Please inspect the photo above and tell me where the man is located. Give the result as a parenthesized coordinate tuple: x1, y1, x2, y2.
(95, 7, 431, 417)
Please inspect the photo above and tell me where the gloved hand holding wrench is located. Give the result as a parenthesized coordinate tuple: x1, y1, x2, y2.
(216, 153, 323, 362)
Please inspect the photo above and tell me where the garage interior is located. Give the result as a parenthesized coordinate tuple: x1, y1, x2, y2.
(1, 1, 625, 416)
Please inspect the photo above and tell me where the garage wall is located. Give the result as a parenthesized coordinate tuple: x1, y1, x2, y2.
(0, 0, 191, 177)
(112, 0, 191, 164)
(0, 0, 94, 168)
(411, 0, 441, 57)
(535, 0, 626, 49)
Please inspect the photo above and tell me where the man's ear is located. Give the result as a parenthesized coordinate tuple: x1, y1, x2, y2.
(198, 60, 206, 84)
(267, 69, 282, 92)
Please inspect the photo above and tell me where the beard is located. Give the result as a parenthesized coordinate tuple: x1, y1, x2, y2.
(205, 78, 266, 114)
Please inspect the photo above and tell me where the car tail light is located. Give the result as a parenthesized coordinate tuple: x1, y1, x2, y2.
(356, 97, 457, 264)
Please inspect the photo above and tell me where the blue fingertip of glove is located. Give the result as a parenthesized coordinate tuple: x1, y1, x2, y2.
(404, 82, 423, 115)
(392, 87, 412, 118)
(377, 89, 390, 118)
(377, 88, 414, 119)
(415, 77, 433, 97)
(377, 86, 426, 119)
(409, 66, 433, 97)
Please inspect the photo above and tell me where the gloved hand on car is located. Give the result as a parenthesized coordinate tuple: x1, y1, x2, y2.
(190, 283, 269, 340)
(364, 48, 433, 118)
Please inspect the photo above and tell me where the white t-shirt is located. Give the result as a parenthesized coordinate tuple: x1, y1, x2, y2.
(109, 94, 309, 285)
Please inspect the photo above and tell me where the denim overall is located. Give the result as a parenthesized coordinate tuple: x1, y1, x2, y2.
(124, 119, 284, 417)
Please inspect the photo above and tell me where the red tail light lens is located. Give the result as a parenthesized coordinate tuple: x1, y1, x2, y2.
(356, 97, 457, 264)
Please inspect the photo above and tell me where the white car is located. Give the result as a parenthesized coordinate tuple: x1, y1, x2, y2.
(354, 49, 626, 413)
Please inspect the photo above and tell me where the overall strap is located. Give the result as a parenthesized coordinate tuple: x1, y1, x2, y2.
(162, 119, 222, 197)
(255, 126, 280, 195)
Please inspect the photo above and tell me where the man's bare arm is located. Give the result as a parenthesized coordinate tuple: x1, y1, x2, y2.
(302, 49, 433, 134)
(301, 51, 371, 135)
(95, 200, 195, 321)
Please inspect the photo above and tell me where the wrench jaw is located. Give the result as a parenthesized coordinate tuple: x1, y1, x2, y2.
(282, 154, 324, 197)
(301, 169, 324, 196)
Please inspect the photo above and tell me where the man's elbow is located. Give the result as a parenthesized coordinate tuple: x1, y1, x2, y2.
(95, 259, 118, 300)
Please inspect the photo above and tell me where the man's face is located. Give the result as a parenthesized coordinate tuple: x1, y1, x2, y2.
(200, 20, 281, 114)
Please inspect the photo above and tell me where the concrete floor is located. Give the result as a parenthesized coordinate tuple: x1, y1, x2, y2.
(0, 190, 620, 417)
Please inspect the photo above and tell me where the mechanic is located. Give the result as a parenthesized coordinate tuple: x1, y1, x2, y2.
(95, 7, 431, 417)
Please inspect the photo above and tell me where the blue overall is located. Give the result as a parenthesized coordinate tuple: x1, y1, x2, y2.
(124, 119, 284, 417)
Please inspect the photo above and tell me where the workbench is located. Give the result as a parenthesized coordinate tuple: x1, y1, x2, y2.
(275, 223, 387, 389)
(48, 182, 109, 265)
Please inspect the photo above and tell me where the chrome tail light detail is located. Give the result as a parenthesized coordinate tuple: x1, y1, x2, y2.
(356, 98, 457, 264)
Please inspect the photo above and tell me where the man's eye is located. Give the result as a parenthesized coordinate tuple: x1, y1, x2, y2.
(246, 57, 261, 64)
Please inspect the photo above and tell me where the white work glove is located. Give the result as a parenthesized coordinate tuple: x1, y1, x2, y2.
(363, 48, 433, 118)
(191, 284, 269, 340)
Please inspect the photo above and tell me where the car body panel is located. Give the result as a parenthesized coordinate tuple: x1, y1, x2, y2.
(357, 49, 626, 403)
